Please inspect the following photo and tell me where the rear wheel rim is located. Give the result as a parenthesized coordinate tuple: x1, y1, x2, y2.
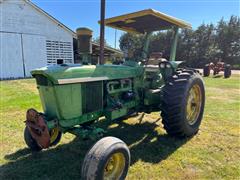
(186, 84, 202, 125)
(104, 152, 125, 179)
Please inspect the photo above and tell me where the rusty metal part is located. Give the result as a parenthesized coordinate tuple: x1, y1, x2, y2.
(25, 109, 50, 149)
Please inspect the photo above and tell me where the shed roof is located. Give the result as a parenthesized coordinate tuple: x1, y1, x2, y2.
(92, 42, 123, 56)
(24, 0, 75, 36)
(102, 9, 192, 34)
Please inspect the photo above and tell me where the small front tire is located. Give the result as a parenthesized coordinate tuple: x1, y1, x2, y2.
(24, 127, 42, 151)
(81, 136, 130, 180)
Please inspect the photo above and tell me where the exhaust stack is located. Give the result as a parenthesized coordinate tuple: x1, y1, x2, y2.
(76, 27, 93, 64)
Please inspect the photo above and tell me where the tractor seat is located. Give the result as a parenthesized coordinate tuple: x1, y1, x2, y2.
(147, 57, 167, 66)
(144, 58, 167, 71)
(146, 52, 167, 66)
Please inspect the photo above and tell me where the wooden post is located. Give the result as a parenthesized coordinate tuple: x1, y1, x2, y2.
(99, 0, 105, 64)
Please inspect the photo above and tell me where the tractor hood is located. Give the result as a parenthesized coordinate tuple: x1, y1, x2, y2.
(31, 64, 144, 85)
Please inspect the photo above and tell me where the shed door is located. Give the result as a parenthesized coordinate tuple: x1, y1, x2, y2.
(0, 32, 24, 79)
(22, 34, 47, 77)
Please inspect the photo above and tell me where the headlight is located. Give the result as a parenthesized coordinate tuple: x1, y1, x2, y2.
(166, 63, 171, 68)
(160, 63, 165, 68)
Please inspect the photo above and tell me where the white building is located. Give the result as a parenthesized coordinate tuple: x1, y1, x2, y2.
(0, 0, 75, 79)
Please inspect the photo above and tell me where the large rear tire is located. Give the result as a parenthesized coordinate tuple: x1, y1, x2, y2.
(224, 64, 231, 78)
(81, 137, 130, 180)
(161, 69, 205, 137)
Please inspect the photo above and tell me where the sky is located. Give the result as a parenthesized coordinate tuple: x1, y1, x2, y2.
(32, 0, 240, 49)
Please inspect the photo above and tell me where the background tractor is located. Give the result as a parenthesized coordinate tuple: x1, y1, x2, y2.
(203, 61, 232, 78)
(24, 8, 205, 180)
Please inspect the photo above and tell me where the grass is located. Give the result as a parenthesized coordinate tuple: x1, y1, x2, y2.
(0, 75, 240, 180)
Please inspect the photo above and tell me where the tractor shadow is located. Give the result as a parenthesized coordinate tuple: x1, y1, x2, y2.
(104, 115, 191, 164)
(1, 113, 190, 179)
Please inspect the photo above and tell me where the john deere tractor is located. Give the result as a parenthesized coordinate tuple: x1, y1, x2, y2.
(24, 9, 205, 180)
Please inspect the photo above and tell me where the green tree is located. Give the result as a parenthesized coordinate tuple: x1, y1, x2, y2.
(149, 30, 172, 59)
(216, 16, 240, 66)
(119, 33, 145, 61)
(177, 29, 196, 65)
(93, 37, 110, 47)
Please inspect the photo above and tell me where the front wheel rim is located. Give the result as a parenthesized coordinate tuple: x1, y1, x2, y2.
(50, 128, 60, 144)
(104, 152, 126, 179)
(186, 84, 202, 125)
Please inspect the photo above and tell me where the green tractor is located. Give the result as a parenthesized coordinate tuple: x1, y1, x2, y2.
(24, 9, 205, 180)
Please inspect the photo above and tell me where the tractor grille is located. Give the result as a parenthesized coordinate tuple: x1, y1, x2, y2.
(82, 81, 103, 113)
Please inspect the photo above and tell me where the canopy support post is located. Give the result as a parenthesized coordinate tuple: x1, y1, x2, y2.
(170, 27, 179, 61)
(142, 32, 152, 60)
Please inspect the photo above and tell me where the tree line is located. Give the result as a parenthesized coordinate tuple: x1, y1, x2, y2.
(119, 15, 240, 68)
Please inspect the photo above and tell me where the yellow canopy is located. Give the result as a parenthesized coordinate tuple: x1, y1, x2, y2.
(101, 9, 191, 34)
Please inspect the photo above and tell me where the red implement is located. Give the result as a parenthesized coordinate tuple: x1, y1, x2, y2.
(25, 109, 50, 148)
